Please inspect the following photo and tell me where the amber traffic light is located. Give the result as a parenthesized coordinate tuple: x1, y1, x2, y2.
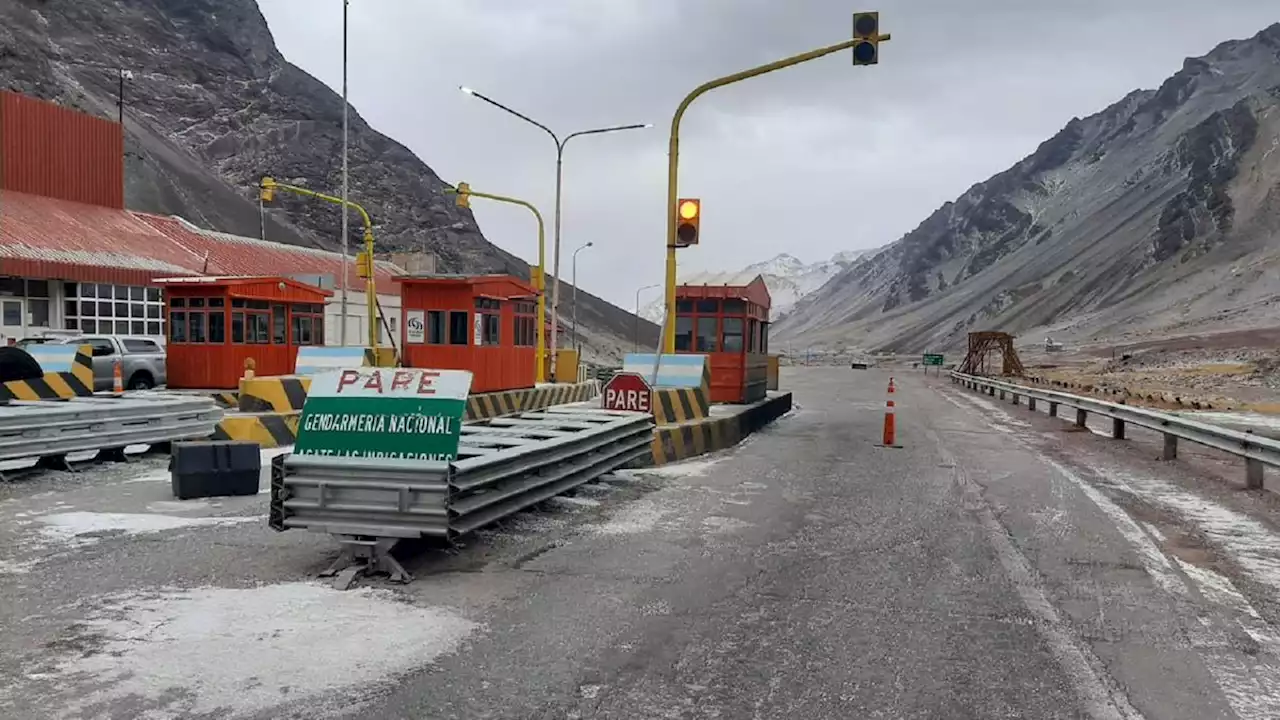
(259, 176, 276, 203)
(675, 198, 700, 246)
(852, 12, 880, 65)
(454, 182, 472, 209)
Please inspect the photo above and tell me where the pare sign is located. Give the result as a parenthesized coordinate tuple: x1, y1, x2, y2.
(603, 372, 653, 414)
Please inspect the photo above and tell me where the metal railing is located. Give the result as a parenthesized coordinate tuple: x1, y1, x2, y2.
(270, 406, 653, 586)
(0, 394, 223, 468)
(951, 372, 1280, 489)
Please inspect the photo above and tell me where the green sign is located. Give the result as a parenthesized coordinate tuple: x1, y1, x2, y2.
(294, 368, 473, 462)
(923, 354, 944, 366)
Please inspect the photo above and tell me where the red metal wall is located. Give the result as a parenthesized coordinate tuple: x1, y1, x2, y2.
(0, 91, 124, 208)
(398, 278, 536, 393)
(164, 281, 329, 389)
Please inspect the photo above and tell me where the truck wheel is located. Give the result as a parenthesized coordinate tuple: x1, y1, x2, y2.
(128, 372, 155, 390)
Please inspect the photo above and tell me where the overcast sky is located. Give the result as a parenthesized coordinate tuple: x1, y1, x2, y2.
(255, 0, 1277, 311)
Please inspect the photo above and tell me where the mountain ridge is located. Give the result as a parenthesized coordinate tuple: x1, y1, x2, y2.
(775, 23, 1280, 354)
(0, 0, 657, 361)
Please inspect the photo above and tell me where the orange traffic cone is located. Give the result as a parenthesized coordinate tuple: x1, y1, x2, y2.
(112, 358, 124, 394)
(880, 377, 901, 448)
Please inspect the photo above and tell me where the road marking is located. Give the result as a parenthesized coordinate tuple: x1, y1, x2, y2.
(927, 427, 1146, 720)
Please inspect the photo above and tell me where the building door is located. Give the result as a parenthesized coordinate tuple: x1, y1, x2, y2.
(1, 298, 23, 343)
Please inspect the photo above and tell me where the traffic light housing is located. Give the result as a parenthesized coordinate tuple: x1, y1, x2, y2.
(355, 251, 372, 278)
(675, 198, 700, 247)
(852, 12, 880, 65)
(259, 176, 276, 203)
(454, 182, 471, 209)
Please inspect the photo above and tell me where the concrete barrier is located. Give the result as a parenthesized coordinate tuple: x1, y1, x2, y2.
(650, 391, 792, 465)
(1, 344, 95, 400)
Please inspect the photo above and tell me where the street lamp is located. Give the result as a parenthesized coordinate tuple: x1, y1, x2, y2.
(571, 241, 593, 352)
(339, 0, 351, 345)
(458, 85, 650, 379)
(634, 283, 660, 352)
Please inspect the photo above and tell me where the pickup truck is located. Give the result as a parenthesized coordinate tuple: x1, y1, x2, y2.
(50, 335, 167, 391)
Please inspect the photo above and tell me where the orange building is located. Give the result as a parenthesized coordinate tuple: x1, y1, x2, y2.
(396, 274, 537, 394)
(157, 276, 330, 389)
(674, 273, 771, 404)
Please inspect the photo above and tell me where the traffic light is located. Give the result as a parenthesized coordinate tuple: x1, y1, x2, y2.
(355, 251, 372, 278)
(455, 182, 471, 209)
(675, 198, 700, 247)
(852, 12, 880, 65)
(259, 176, 276, 203)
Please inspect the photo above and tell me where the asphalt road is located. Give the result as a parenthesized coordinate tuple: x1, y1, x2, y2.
(3, 367, 1280, 719)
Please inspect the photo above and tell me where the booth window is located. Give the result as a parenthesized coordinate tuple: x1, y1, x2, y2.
(674, 317, 693, 352)
(513, 301, 535, 347)
(170, 311, 187, 343)
(475, 297, 501, 346)
(748, 319, 758, 353)
(271, 305, 286, 344)
(289, 303, 325, 346)
(696, 316, 719, 352)
(722, 317, 744, 352)
(448, 311, 469, 345)
(427, 311, 445, 344)
(760, 322, 770, 353)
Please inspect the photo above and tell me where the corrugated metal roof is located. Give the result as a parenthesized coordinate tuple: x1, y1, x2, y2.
(677, 270, 764, 287)
(132, 214, 402, 295)
(0, 190, 198, 274)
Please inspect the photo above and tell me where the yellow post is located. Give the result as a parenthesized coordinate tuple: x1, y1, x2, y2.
(661, 29, 890, 351)
(260, 177, 384, 352)
(447, 183, 548, 384)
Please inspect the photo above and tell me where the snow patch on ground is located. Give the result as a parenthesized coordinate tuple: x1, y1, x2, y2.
(548, 495, 602, 508)
(0, 558, 38, 575)
(592, 498, 669, 535)
(615, 457, 725, 480)
(38, 512, 258, 546)
(1088, 463, 1280, 597)
(48, 582, 479, 719)
(1046, 459, 1187, 596)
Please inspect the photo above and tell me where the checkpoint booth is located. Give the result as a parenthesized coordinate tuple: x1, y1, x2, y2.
(673, 273, 771, 404)
(396, 274, 537, 394)
(157, 276, 330, 389)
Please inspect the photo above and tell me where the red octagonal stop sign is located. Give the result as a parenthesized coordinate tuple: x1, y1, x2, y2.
(603, 372, 653, 414)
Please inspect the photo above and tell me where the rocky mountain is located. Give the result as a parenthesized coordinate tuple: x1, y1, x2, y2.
(776, 24, 1280, 355)
(642, 249, 877, 323)
(0, 0, 656, 360)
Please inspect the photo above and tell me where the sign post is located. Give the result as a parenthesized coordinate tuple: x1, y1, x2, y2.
(294, 367, 473, 462)
(922, 353, 944, 376)
(603, 372, 653, 414)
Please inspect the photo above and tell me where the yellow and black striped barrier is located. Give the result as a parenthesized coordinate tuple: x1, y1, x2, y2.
(209, 391, 240, 409)
(465, 389, 525, 422)
(653, 386, 710, 426)
(650, 392, 793, 465)
(1, 344, 95, 401)
(238, 376, 312, 413)
(211, 412, 300, 448)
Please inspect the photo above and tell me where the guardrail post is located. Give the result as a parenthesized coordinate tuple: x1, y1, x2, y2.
(1075, 409, 1087, 428)
(1011, 393, 1019, 406)
(999, 389, 1006, 400)
(1246, 459, 1264, 490)
(1162, 434, 1177, 461)
(1028, 397, 1037, 412)
(1112, 417, 1125, 440)
(1049, 402, 1058, 417)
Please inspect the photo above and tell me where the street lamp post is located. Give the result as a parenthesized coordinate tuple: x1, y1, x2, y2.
(458, 86, 649, 380)
(634, 283, 660, 352)
(571, 241, 593, 353)
(339, 0, 351, 346)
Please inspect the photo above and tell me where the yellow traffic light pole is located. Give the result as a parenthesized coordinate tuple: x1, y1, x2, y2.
(260, 177, 383, 354)
(662, 26, 890, 351)
(445, 183, 548, 384)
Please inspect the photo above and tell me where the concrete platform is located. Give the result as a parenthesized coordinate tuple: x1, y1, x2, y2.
(649, 391, 793, 465)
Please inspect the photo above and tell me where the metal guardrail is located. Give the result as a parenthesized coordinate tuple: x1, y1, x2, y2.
(951, 372, 1280, 489)
(0, 394, 223, 469)
(271, 406, 654, 587)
